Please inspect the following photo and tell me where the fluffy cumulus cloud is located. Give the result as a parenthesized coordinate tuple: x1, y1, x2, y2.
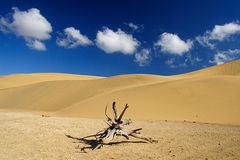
(196, 22, 240, 49)
(155, 32, 193, 56)
(56, 27, 92, 48)
(0, 7, 52, 51)
(210, 22, 240, 40)
(96, 27, 139, 55)
(210, 49, 240, 65)
(134, 49, 151, 66)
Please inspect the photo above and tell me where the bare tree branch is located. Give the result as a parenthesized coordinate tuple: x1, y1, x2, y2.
(105, 104, 112, 122)
(117, 104, 129, 122)
(78, 102, 157, 151)
(112, 101, 119, 121)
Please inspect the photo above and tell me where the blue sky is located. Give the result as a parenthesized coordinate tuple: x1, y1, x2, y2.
(1, 0, 240, 76)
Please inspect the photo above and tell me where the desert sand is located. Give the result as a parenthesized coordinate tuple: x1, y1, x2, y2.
(1, 60, 240, 159)
(0, 60, 240, 124)
(1, 112, 240, 160)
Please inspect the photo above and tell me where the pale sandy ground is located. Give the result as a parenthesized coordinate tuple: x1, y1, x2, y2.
(1, 112, 240, 160)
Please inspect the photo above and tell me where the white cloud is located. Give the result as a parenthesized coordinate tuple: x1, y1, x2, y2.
(0, 17, 11, 33)
(210, 22, 240, 40)
(184, 54, 202, 66)
(195, 35, 215, 49)
(128, 22, 139, 30)
(165, 53, 202, 68)
(196, 22, 240, 49)
(96, 27, 139, 55)
(56, 27, 92, 48)
(165, 58, 177, 68)
(10, 7, 52, 40)
(26, 40, 46, 51)
(0, 7, 52, 51)
(210, 49, 240, 65)
(134, 49, 151, 66)
(165, 57, 188, 68)
(126, 22, 144, 31)
(155, 32, 193, 56)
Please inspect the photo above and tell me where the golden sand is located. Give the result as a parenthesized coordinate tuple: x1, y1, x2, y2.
(1, 60, 240, 125)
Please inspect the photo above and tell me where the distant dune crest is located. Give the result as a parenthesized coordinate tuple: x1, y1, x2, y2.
(185, 60, 240, 76)
(0, 60, 240, 125)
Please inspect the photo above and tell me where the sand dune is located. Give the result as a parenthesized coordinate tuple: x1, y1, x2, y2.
(186, 59, 240, 76)
(0, 60, 240, 125)
(0, 73, 103, 89)
(55, 75, 240, 125)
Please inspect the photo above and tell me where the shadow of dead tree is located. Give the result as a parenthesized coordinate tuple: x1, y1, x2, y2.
(64, 133, 147, 153)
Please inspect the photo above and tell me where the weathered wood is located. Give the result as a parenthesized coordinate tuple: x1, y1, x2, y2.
(127, 128, 142, 134)
(79, 102, 157, 152)
(80, 132, 103, 140)
(104, 104, 112, 122)
(117, 104, 129, 122)
(100, 128, 116, 144)
(112, 101, 119, 121)
(129, 133, 156, 143)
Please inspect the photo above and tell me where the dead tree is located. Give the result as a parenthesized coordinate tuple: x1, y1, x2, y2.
(80, 102, 158, 151)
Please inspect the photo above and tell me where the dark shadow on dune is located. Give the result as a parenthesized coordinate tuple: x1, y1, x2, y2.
(64, 133, 147, 153)
(65, 133, 100, 152)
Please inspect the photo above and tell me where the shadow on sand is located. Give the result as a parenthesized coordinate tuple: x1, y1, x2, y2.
(64, 133, 147, 153)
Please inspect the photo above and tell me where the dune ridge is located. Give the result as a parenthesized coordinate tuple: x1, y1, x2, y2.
(0, 73, 104, 89)
(0, 60, 240, 125)
(183, 59, 240, 76)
